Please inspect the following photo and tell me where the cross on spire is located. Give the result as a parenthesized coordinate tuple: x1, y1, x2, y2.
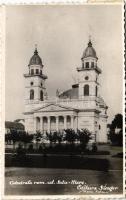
(89, 35, 91, 42)
(35, 44, 37, 49)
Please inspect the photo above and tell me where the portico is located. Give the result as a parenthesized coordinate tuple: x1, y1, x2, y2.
(32, 103, 78, 133)
(34, 115, 77, 133)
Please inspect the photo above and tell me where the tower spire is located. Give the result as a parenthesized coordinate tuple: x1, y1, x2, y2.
(88, 35, 92, 47)
(34, 44, 38, 55)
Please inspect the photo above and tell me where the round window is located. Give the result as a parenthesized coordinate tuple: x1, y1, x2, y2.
(30, 82, 33, 86)
(85, 76, 89, 80)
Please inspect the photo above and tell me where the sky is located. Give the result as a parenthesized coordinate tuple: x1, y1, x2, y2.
(5, 4, 123, 123)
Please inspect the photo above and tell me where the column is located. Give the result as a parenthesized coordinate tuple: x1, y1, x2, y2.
(41, 117, 43, 133)
(37, 117, 41, 131)
(64, 116, 67, 129)
(71, 116, 74, 129)
(75, 116, 78, 131)
(56, 116, 59, 131)
(47, 116, 50, 133)
(39, 117, 42, 132)
(34, 117, 36, 133)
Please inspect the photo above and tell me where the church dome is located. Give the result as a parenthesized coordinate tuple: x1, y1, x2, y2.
(29, 48, 43, 66)
(82, 40, 97, 59)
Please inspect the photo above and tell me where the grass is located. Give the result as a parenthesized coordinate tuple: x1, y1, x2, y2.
(5, 153, 110, 171)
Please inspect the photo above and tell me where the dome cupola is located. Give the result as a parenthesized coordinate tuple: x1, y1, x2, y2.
(77, 38, 101, 74)
(81, 40, 97, 60)
(29, 47, 43, 66)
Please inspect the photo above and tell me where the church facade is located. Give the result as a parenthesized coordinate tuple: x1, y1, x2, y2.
(24, 40, 108, 143)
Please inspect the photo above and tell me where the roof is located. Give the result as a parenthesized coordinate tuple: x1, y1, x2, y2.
(32, 103, 78, 113)
(82, 40, 97, 59)
(5, 121, 25, 130)
(29, 48, 43, 66)
(14, 119, 24, 123)
(59, 84, 79, 99)
(98, 96, 108, 108)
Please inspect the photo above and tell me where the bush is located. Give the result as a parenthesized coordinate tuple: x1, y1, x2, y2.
(16, 143, 26, 156)
(92, 143, 97, 152)
(38, 145, 43, 153)
(28, 144, 34, 152)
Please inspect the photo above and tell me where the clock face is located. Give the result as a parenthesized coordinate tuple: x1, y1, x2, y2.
(85, 76, 89, 80)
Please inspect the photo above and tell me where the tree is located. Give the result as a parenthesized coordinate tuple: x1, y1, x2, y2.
(11, 129, 20, 150)
(20, 131, 33, 149)
(64, 129, 76, 144)
(111, 114, 123, 129)
(35, 131, 42, 149)
(77, 129, 91, 149)
(109, 114, 123, 146)
(46, 131, 58, 146)
(56, 131, 63, 144)
(5, 133, 12, 145)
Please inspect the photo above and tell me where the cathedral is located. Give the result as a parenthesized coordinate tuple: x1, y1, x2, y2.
(24, 39, 108, 143)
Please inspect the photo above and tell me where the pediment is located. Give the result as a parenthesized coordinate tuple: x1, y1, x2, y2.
(33, 103, 76, 113)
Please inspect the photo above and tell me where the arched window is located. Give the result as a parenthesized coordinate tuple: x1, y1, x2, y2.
(30, 89, 34, 100)
(84, 84, 89, 96)
(82, 62, 84, 68)
(36, 69, 39, 74)
(30, 81, 33, 86)
(85, 62, 89, 68)
(31, 69, 34, 75)
(91, 62, 94, 68)
(85, 76, 89, 80)
(96, 86, 98, 97)
(40, 90, 43, 101)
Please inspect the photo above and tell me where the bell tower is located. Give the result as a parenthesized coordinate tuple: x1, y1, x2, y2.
(77, 39, 101, 99)
(24, 46, 47, 112)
